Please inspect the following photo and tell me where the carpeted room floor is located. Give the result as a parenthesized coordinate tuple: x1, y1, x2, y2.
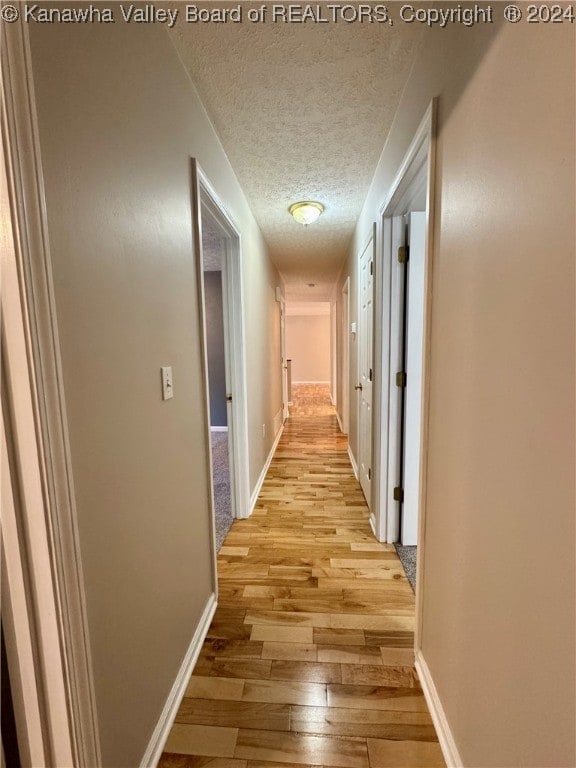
(210, 430, 233, 551)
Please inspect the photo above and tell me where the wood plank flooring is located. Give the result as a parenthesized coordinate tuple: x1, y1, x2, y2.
(159, 385, 444, 768)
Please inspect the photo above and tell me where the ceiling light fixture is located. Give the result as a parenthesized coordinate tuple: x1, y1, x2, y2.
(288, 201, 324, 226)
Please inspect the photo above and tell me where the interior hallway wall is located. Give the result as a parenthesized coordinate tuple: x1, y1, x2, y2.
(27, 22, 282, 767)
(346, 19, 575, 768)
(286, 313, 331, 383)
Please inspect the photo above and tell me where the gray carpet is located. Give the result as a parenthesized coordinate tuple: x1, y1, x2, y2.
(211, 431, 233, 552)
(395, 544, 417, 592)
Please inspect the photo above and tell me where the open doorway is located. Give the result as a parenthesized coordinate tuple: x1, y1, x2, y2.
(201, 209, 234, 550)
(374, 103, 435, 648)
(388, 212, 426, 589)
(285, 301, 332, 412)
(192, 162, 251, 557)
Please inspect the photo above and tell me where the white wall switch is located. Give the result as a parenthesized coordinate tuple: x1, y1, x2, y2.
(350, 322, 357, 335)
(161, 366, 173, 400)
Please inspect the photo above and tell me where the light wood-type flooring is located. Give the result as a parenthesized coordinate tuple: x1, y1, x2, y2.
(159, 385, 444, 768)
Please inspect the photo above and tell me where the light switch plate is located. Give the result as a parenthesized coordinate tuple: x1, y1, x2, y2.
(161, 366, 173, 400)
(350, 322, 357, 335)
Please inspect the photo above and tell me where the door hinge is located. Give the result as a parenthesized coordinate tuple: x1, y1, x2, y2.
(395, 371, 406, 388)
(368, 468, 371, 480)
(398, 245, 409, 264)
(369, 367, 373, 382)
(370, 261, 373, 275)
(393, 486, 404, 502)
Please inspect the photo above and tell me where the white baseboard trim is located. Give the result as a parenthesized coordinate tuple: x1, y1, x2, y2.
(249, 424, 285, 515)
(336, 412, 344, 433)
(347, 445, 358, 479)
(210, 426, 228, 432)
(140, 592, 217, 767)
(415, 650, 463, 768)
(369, 513, 377, 538)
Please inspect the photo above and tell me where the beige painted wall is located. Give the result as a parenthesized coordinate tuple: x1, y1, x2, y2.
(345, 19, 575, 768)
(286, 314, 331, 382)
(28, 22, 282, 767)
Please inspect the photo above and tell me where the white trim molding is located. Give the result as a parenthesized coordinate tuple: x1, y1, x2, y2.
(194, 163, 251, 527)
(140, 593, 217, 768)
(373, 100, 437, 653)
(347, 446, 359, 480)
(369, 513, 378, 539)
(249, 424, 285, 515)
(415, 651, 463, 768)
(210, 426, 229, 433)
(2, 20, 101, 765)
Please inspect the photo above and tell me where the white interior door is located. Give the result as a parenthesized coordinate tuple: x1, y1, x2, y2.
(386, 216, 407, 541)
(358, 237, 374, 506)
(330, 301, 337, 406)
(280, 298, 289, 421)
(341, 279, 350, 435)
(401, 212, 426, 544)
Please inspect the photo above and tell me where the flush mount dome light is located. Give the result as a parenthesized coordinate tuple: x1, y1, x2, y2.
(288, 201, 324, 226)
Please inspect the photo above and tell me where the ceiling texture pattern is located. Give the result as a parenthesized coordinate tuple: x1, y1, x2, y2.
(170, 9, 422, 299)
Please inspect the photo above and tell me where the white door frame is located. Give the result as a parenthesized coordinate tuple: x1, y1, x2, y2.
(356, 228, 376, 509)
(373, 100, 437, 649)
(330, 298, 337, 407)
(401, 213, 427, 546)
(191, 162, 251, 534)
(1, 136, 76, 768)
(2, 20, 101, 766)
(279, 295, 289, 421)
(340, 277, 350, 435)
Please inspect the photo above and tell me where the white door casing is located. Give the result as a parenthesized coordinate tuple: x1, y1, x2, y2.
(341, 278, 350, 435)
(192, 161, 251, 536)
(357, 233, 375, 507)
(1, 116, 77, 765)
(2, 20, 101, 765)
(280, 297, 289, 421)
(386, 215, 408, 543)
(375, 100, 436, 654)
(330, 300, 337, 406)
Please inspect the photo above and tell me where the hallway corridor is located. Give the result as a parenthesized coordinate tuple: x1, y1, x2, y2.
(159, 386, 444, 767)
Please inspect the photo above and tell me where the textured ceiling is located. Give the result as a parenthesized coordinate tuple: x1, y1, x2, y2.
(170, 7, 423, 299)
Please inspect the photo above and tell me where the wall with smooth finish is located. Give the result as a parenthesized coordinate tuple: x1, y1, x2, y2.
(350, 19, 575, 768)
(286, 314, 331, 383)
(28, 22, 281, 767)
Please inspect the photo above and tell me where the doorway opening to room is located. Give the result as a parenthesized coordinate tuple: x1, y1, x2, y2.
(373, 103, 435, 652)
(192, 162, 251, 559)
(284, 301, 334, 416)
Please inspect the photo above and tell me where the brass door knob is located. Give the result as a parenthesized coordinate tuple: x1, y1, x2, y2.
(354, 383, 363, 391)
